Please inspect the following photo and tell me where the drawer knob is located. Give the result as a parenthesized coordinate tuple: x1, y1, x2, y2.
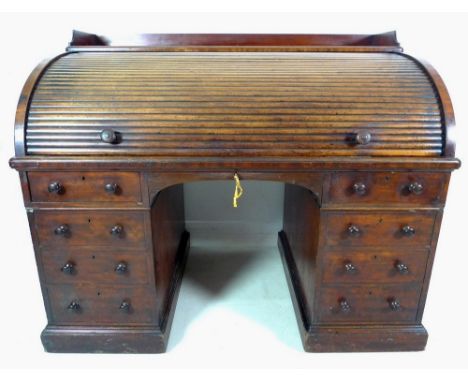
(48, 181, 64, 194)
(344, 261, 358, 274)
(115, 261, 128, 274)
(408, 182, 423, 195)
(352, 182, 367, 196)
(110, 224, 123, 236)
(401, 225, 416, 236)
(61, 261, 75, 275)
(104, 183, 119, 194)
(347, 224, 361, 236)
(54, 224, 70, 236)
(388, 298, 401, 311)
(119, 300, 131, 311)
(355, 131, 372, 145)
(339, 298, 351, 313)
(394, 261, 409, 274)
(67, 300, 80, 311)
(100, 129, 119, 144)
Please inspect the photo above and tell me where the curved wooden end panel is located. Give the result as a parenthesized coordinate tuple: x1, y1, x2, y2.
(419, 60, 457, 158)
(400, 53, 457, 158)
(14, 53, 71, 157)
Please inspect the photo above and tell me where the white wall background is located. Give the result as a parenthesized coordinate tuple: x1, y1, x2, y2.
(0, 12, 467, 371)
(185, 180, 284, 246)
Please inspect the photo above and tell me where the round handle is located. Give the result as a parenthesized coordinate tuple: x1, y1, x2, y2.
(100, 129, 118, 144)
(388, 298, 401, 311)
(61, 261, 75, 275)
(119, 300, 131, 311)
(347, 224, 361, 237)
(67, 300, 80, 311)
(115, 261, 128, 274)
(408, 182, 424, 195)
(339, 298, 351, 313)
(110, 224, 124, 236)
(54, 224, 70, 236)
(104, 183, 119, 194)
(352, 182, 367, 196)
(48, 181, 64, 194)
(355, 131, 372, 145)
(401, 225, 416, 237)
(344, 261, 357, 274)
(394, 261, 409, 274)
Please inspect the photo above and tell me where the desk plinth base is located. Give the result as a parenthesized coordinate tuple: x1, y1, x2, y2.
(277, 231, 428, 352)
(41, 326, 168, 353)
(301, 325, 428, 352)
(41, 231, 190, 353)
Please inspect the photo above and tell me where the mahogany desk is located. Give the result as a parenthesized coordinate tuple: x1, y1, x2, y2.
(9, 31, 460, 353)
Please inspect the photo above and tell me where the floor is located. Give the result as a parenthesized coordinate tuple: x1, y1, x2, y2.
(167, 236, 303, 354)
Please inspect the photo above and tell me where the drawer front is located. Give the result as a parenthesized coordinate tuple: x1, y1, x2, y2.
(29, 171, 141, 203)
(321, 248, 429, 284)
(35, 210, 147, 248)
(323, 211, 436, 248)
(317, 285, 421, 323)
(47, 285, 156, 325)
(41, 248, 150, 285)
(327, 172, 448, 206)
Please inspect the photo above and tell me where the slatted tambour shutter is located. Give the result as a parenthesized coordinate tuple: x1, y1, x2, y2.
(25, 52, 443, 156)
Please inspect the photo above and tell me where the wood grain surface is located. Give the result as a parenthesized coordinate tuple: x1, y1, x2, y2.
(10, 32, 460, 353)
(25, 52, 443, 157)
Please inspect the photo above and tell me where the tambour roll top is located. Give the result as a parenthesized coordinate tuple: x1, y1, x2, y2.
(15, 31, 455, 159)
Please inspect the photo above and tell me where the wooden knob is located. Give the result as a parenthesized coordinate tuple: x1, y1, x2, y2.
(388, 298, 401, 311)
(401, 225, 416, 237)
(347, 224, 361, 236)
(408, 182, 423, 195)
(339, 298, 351, 313)
(61, 261, 75, 275)
(115, 262, 128, 274)
(105, 183, 119, 194)
(353, 182, 367, 195)
(394, 261, 409, 274)
(355, 131, 372, 145)
(110, 224, 123, 236)
(344, 261, 357, 274)
(54, 224, 70, 236)
(119, 300, 131, 311)
(67, 300, 80, 311)
(100, 129, 118, 144)
(48, 181, 64, 194)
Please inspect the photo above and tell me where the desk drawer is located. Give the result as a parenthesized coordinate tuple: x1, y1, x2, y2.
(323, 211, 436, 248)
(317, 285, 421, 323)
(29, 171, 141, 203)
(35, 210, 147, 248)
(327, 172, 448, 206)
(47, 285, 156, 325)
(321, 248, 429, 284)
(41, 248, 150, 285)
